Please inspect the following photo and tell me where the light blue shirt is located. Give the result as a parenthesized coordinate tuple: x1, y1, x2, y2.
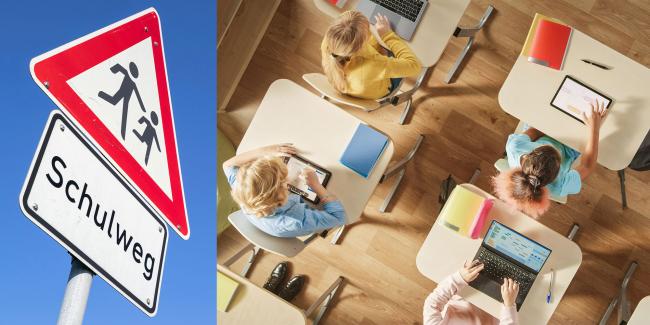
(505, 133, 582, 197)
(224, 166, 347, 237)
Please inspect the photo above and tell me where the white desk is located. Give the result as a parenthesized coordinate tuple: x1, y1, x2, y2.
(312, 0, 471, 68)
(237, 79, 394, 224)
(416, 184, 582, 325)
(499, 29, 650, 171)
(217, 264, 307, 325)
(628, 296, 650, 325)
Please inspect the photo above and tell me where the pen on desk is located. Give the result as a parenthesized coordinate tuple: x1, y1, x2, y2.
(581, 59, 611, 70)
(546, 269, 555, 304)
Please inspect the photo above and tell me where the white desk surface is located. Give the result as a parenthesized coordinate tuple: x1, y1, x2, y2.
(499, 29, 650, 171)
(629, 296, 650, 325)
(313, 0, 471, 67)
(217, 264, 307, 325)
(237, 79, 394, 224)
(416, 184, 582, 325)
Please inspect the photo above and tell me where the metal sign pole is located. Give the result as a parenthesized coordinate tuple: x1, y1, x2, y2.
(57, 256, 94, 325)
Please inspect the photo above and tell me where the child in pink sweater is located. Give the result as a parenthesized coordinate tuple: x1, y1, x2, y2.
(423, 260, 519, 325)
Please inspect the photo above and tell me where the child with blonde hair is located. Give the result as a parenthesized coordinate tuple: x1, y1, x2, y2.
(492, 101, 606, 217)
(222, 144, 346, 237)
(321, 11, 422, 99)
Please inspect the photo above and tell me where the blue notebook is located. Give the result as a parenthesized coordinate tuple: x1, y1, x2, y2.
(340, 124, 388, 178)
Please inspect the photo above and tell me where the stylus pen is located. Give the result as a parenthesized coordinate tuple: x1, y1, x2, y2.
(546, 269, 555, 304)
(581, 59, 611, 70)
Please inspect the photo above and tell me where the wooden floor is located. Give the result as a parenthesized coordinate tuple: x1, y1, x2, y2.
(217, 0, 650, 324)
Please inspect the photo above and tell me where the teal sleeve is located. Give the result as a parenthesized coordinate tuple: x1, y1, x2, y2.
(559, 169, 582, 196)
(506, 133, 536, 168)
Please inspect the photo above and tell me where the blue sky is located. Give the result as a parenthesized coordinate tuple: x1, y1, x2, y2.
(0, 1, 215, 324)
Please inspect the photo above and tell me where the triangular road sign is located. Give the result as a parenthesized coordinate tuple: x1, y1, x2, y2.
(30, 8, 189, 239)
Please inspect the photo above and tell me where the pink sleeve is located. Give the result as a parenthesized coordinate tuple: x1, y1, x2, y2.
(499, 305, 519, 325)
(423, 272, 468, 325)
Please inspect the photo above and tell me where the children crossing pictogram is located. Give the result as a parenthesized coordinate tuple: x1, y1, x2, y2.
(98, 62, 146, 140)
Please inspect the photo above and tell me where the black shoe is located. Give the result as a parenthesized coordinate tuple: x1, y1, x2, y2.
(263, 262, 288, 294)
(278, 275, 305, 302)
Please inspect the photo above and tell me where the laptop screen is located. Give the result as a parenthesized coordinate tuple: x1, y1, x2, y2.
(483, 221, 551, 272)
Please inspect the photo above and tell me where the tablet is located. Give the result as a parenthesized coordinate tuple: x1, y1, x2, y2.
(550, 75, 612, 123)
(283, 155, 332, 204)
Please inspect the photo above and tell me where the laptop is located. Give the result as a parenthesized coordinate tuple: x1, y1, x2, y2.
(470, 220, 552, 311)
(356, 0, 428, 40)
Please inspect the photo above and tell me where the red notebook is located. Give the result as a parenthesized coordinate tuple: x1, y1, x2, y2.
(529, 19, 572, 70)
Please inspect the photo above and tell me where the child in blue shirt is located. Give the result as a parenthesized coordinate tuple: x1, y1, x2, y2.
(493, 101, 606, 217)
(222, 144, 346, 237)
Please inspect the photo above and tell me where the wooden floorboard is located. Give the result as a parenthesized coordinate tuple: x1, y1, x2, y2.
(217, 0, 650, 324)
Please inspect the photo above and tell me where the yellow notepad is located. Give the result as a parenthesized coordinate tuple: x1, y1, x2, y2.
(521, 13, 568, 57)
(438, 186, 484, 236)
(217, 271, 240, 312)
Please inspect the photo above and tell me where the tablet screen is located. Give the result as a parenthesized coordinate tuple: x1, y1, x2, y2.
(284, 156, 331, 203)
(551, 76, 612, 123)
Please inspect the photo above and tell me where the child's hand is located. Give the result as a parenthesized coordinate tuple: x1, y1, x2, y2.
(260, 143, 297, 157)
(501, 278, 519, 307)
(302, 168, 321, 190)
(581, 101, 607, 132)
(374, 13, 393, 37)
(460, 260, 484, 283)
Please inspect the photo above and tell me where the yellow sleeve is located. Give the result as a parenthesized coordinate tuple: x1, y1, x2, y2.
(380, 31, 422, 78)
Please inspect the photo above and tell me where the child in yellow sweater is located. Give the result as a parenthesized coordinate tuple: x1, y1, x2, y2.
(321, 11, 422, 100)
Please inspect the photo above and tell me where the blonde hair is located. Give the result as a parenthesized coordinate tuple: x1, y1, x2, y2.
(321, 11, 370, 93)
(231, 156, 289, 217)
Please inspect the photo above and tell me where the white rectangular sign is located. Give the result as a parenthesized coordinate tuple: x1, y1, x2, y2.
(19, 111, 167, 316)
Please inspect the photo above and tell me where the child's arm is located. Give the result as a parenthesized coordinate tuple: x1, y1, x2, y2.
(222, 144, 296, 173)
(499, 278, 520, 325)
(575, 102, 606, 179)
(423, 261, 483, 325)
(523, 127, 545, 142)
(374, 14, 422, 78)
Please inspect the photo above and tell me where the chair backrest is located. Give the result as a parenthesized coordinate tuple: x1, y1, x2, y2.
(228, 210, 306, 258)
(302, 73, 381, 111)
(630, 130, 650, 171)
(493, 158, 567, 204)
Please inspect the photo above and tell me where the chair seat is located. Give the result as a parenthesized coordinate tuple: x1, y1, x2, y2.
(228, 211, 306, 257)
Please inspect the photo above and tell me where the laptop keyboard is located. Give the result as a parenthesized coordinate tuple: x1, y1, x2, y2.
(478, 248, 535, 298)
(369, 0, 424, 22)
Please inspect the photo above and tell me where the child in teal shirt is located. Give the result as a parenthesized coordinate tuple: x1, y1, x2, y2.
(493, 102, 606, 217)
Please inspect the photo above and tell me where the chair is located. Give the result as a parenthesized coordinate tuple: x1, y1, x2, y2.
(223, 210, 344, 325)
(599, 262, 638, 325)
(618, 130, 650, 209)
(302, 68, 428, 125)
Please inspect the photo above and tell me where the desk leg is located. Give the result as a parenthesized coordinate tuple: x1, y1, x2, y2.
(599, 261, 638, 325)
(306, 276, 345, 325)
(398, 98, 412, 125)
(330, 225, 346, 245)
(444, 5, 495, 84)
(379, 169, 406, 213)
(567, 224, 580, 241)
(379, 135, 425, 212)
(468, 169, 481, 185)
(618, 169, 628, 209)
(390, 67, 429, 125)
(222, 243, 261, 278)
